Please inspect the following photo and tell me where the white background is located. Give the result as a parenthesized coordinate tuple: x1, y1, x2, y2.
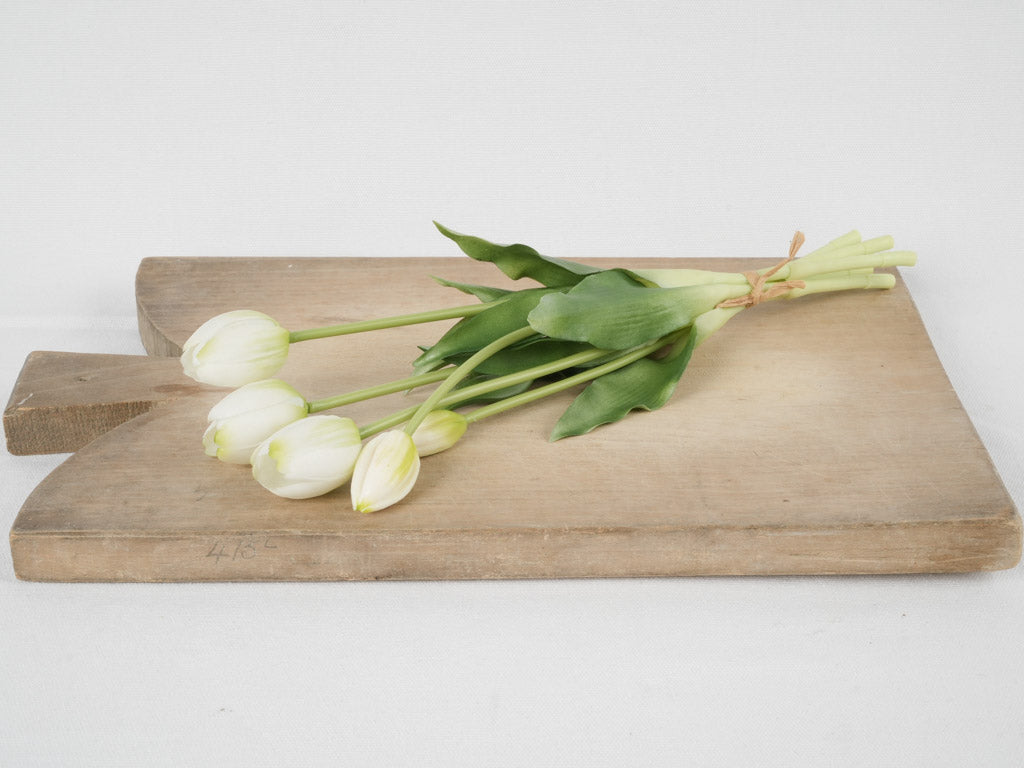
(2, 1, 1023, 765)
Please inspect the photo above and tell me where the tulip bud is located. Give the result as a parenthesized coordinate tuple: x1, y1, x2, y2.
(250, 415, 362, 499)
(181, 310, 290, 387)
(350, 430, 421, 513)
(203, 379, 308, 464)
(410, 410, 467, 457)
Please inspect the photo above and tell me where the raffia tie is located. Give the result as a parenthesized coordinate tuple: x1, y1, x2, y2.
(716, 231, 808, 309)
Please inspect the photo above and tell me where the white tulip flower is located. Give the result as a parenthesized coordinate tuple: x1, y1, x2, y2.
(250, 415, 362, 499)
(350, 430, 421, 513)
(410, 410, 467, 457)
(181, 310, 290, 387)
(203, 379, 308, 464)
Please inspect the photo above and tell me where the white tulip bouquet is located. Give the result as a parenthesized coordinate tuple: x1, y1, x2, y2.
(181, 223, 917, 513)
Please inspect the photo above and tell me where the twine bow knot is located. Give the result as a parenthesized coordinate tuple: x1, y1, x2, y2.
(716, 232, 807, 309)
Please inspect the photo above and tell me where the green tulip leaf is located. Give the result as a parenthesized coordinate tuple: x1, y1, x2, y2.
(434, 221, 602, 288)
(549, 330, 698, 441)
(528, 269, 742, 350)
(413, 287, 557, 374)
(430, 276, 513, 303)
(449, 376, 534, 405)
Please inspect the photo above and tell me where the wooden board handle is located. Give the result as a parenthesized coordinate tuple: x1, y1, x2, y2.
(3, 351, 207, 455)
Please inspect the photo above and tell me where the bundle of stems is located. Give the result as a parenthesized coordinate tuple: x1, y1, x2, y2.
(183, 224, 916, 512)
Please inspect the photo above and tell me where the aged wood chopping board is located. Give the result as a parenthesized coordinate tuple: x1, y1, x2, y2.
(6, 257, 1021, 580)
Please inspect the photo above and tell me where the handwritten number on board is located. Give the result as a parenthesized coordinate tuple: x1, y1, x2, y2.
(205, 537, 275, 563)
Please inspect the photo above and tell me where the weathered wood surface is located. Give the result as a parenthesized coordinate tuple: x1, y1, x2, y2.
(8, 257, 1021, 580)
(4, 352, 208, 455)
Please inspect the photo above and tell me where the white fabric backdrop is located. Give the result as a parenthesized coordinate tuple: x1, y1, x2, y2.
(2, 1, 1022, 765)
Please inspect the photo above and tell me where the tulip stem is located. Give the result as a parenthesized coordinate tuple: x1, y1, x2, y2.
(287, 301, 496, 344)
(360, 334, 674, 438)
(784, 271, 897, 298)
(451, 268, 901, 430)
(306, 368, 454, 413)
(357, 345, 613, 438)
(352, 261, 902, 439)
(402, 325, 538, 436)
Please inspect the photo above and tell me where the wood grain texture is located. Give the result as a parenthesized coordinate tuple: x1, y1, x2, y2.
(10, 257, 1022, 580)
(4, 352, 207, 454)
(135, 256, 509, 356)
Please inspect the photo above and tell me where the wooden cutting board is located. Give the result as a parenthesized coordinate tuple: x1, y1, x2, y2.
(6, 257, 1020, 580)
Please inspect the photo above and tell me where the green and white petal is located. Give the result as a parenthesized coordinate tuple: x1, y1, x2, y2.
(204, 379, 308, 464)
(350, 430, 421, 513)
(410, 410, 467, 457)
(251, 415, 362, 499)
(202, 421, 220, 458)
(207, 379, 305, 422)
(182, 310, 290, 387)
